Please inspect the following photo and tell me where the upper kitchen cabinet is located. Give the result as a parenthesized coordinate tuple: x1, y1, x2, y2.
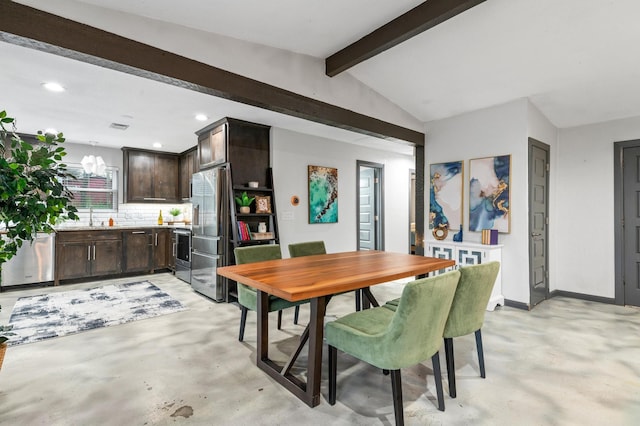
(179, 147, 198, 202)
(122, 148, 180, 203)
(196, 118, 270, 187)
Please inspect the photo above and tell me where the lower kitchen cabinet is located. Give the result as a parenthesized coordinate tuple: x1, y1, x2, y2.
(123, 230, 153, 272)
(153, 228, 172, 270)
(55, 231, 122, 284)
(55, 227, 176, 285)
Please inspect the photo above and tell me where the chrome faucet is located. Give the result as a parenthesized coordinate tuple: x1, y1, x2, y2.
(89, 207, 94, 227)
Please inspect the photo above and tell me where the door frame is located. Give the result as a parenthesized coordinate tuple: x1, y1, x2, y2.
(356, 160, 384, 251)
(613, 139, 640, 305)
(528, 138, 550, 307)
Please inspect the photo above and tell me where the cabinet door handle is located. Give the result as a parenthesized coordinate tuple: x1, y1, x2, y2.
(88, 245, 91, 261)
(172, 242, 177, 256)
(155, 233, 158, 246)
(93, 245, 96, 260)
(143, 197, 167, 201)
(131, 231, 146, 234)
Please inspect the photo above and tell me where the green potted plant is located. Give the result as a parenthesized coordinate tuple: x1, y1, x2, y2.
(0, 109, 78, 265)
(235, 191, 255, 214)
(169, 207, 181, 223)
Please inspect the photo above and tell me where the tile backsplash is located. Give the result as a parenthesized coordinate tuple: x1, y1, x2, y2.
(56, 203, 192, 228)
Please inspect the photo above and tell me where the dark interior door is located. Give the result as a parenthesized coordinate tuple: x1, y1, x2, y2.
(623, 146, 640, 306)
(529, 139, 549, 307)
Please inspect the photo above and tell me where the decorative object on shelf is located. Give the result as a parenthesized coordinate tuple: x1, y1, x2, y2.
(157, 209, 163, 225)
(469, 155, 511, 233)
(258, 222, 267, 233)
(481, 229, 499, 245)
(255, 195, 272, 214)
(308, 165, 338, 224)
(453, 225, 463, 242)
(290, 195, 300, 206)
(252, 232, 274, 240)
(235, 191, 255, 214)
(430, 161, 463, 232)
(248, 181, 259, 188)
(433, 223, 449, 240)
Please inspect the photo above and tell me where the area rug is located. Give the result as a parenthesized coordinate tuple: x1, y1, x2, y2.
(7, 281, 187, 346)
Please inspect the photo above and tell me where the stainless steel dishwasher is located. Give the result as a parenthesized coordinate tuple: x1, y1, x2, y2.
(1, 232, 55, 287)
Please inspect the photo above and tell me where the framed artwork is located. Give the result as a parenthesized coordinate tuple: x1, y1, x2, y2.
(429, 161, 463, 232)
(308, 165, 338, 223)
(255, 195, 272, 214)
(469, 155, 511, 233)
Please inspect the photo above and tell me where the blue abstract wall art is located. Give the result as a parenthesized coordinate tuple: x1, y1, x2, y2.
(469, 155, 511, 233)
(308, 165, 338, 223)
(429, 161, 463, 232)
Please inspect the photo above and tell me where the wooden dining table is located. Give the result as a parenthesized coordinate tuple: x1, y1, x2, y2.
(216, 250, 456, 407)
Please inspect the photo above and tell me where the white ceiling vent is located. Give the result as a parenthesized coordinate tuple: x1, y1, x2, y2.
(109, 122, 129, 130)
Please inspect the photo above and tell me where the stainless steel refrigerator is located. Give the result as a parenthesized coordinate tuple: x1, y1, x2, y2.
(190, 166, 228, 301)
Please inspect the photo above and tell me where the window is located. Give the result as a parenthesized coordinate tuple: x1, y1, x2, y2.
(62, 165, 118, 211)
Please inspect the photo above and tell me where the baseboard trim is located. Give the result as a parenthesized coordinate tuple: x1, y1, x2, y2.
(503, 299, 530, 310)
(549, 290, 615, 305)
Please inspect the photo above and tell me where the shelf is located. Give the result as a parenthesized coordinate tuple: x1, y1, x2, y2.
(233, 185, 273, 192)
(231, 239, 277, 245)
(236, 213, 275, 217)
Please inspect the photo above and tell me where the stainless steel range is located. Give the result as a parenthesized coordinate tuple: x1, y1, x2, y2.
(174, 228, 191, 284)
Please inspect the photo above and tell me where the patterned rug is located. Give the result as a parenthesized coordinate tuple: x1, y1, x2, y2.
(7, 281, 187, 346)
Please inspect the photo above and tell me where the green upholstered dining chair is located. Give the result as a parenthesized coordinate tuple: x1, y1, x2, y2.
(287, 241, 326, 324)
(326, 270, 460, 424)
(234, 245, 309, 342)
(442, 261, 500, 398)
(288, 240, 365, 312)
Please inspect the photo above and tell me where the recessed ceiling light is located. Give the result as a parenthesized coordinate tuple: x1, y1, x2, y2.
(42, 82, 65, 92)
(153, 142, 162, 148)
(195, 114, 208, 121)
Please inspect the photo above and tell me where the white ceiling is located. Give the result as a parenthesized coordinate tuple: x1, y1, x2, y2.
(5, 0, 640, 154)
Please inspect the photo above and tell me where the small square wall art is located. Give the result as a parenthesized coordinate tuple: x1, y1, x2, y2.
(429, 161, 463, 231)
(469, 155, 511, 233)
(308, 165, 338, 223)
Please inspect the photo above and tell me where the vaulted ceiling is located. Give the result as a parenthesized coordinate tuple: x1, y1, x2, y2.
(3, 0, 640, 153)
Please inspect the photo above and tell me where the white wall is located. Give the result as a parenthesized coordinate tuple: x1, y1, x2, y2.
(271, 128, 414, 256)
(425, 99, 530, 304)
(556, 116, 640, 298)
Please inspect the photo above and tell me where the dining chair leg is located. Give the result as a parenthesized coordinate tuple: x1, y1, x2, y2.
(432, 351, 445, 411)
(239, 306, 248, 342)
(475, 329, 486, 378)
(294, 306, 300, 324)
(277, 310, 282, 330)
(328, 345, 337, 405)
(444, 337, 456, 398)
(390, 369, 404, 425)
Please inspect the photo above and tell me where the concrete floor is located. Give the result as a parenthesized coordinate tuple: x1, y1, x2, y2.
(0, 273, 639, 425)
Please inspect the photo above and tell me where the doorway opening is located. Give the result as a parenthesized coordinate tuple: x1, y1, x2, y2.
(357, 161, 384, 251)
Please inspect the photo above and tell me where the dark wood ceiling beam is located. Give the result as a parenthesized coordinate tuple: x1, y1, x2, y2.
(326, 0, 486, 77)
(0, 0, 424, 146)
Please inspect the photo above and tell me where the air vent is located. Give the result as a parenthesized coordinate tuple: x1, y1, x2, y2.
(109, 122, 129, 130)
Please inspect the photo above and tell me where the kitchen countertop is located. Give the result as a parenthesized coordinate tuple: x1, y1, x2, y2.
(55, 224, 191, 231)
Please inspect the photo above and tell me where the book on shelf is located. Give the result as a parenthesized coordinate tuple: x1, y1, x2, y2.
(481, 229, 498, 245)
(237, 221, 252, 241)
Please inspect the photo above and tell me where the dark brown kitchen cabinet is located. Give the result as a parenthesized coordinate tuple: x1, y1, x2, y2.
(153, 228, 172, 270)
(55, 231, 122, 284)
(179, 147, 198, 202)
(123, 148, 180, 203)
(123, 230, 153, 272)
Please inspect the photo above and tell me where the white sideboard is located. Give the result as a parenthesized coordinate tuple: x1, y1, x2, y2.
(425, 240, 504, 311)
